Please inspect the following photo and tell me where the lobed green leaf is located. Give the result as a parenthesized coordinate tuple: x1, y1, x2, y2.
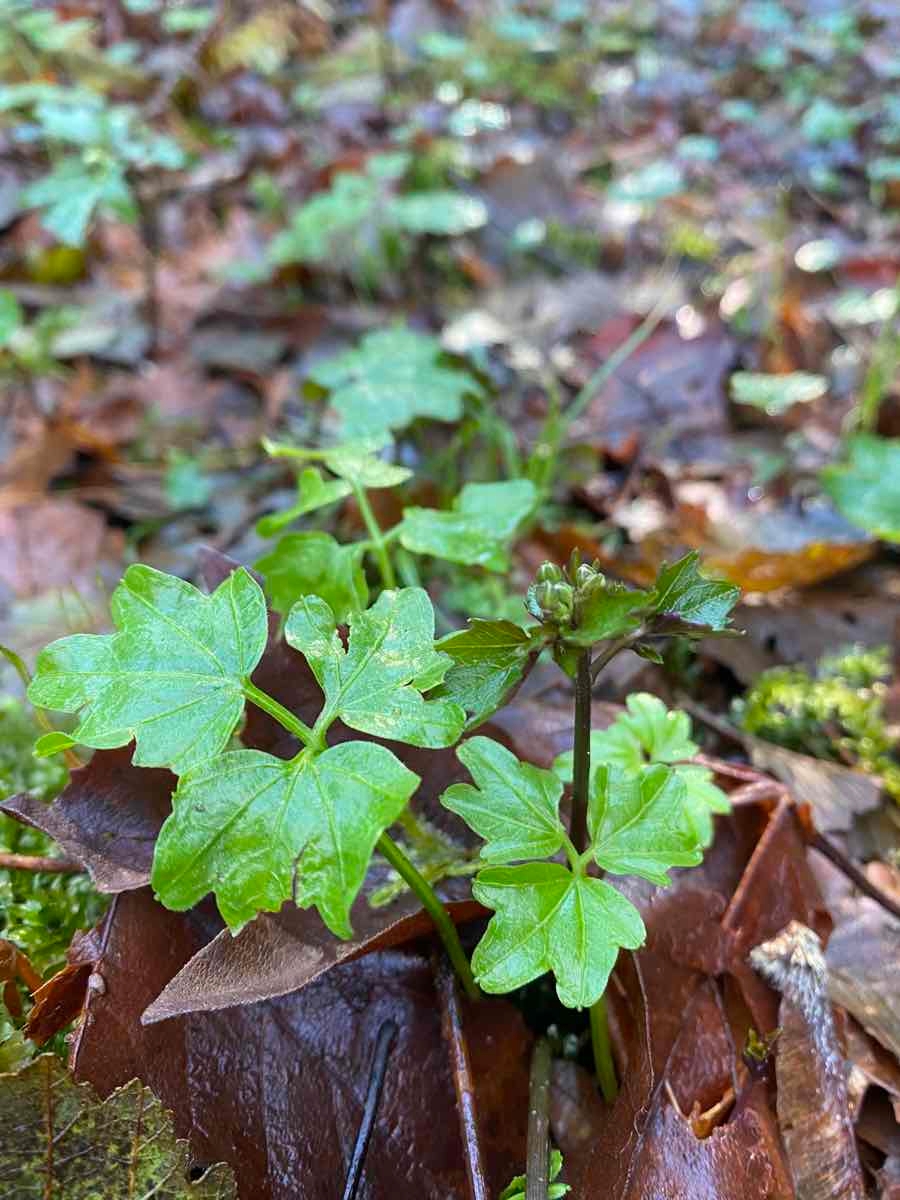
(308, 327, 480, 437)
(441, 736, 566, 862)
(27, 565, 267, 774)
(399, 479, 537, 571)
(471, 863, 645, 1008)
(151, 742, 418, 936)
(255, 531, 368, 620)
(589, 763, 702, 885)
(435, 618, 542, 726)
(285, 588, 466, 748)
(649, 551, 740, 636)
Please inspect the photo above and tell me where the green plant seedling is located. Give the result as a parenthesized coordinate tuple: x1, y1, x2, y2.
(0, 289, 76, 377)
(255, 434, 537, 618)
(24, 548, 739, 1072)
(439, 552, 740, 1097)
(265, 151, 487, 289)
(10, 90, 184, 246)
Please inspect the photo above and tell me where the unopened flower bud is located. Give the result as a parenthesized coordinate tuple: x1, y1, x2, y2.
(536, 562, 564, 584)
(575, 562, 598, 588)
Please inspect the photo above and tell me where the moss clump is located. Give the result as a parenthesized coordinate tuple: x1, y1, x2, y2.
(1, 697, 107, 1058)
(734, 645, 900, 798)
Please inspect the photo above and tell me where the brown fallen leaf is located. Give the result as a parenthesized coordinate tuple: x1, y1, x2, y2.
(751, 922, 866, 1200)
(23, 926, 104, 1047)
(567, 320, 736, 463)
(0, 939, 42, 1021)
(0, 500, 123, 599)
(743, 737, 884, 835)
(70, 889, 530, 1200)
(827, 898, 900, 1065)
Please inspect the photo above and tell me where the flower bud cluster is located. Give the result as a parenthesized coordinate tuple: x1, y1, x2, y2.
(526, 557, 606, 628)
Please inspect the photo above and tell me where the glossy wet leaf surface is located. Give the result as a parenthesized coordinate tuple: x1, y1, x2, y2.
(285, 588, 466, 748)
(152, 742, 418, 935)
(26, 566, 267, 774)
(442, 736, 566, 862)
(435, 619, 541, 726)
(589, 764, 702, 886)
(472, 863, 645, 1008)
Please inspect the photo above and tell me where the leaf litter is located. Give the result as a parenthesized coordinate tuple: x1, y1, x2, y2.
(2, 0, 900, 1194)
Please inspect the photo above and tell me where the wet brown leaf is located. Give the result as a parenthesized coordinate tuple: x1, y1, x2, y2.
(71, 889, 529, 1200)
(0, 500, 123, 600)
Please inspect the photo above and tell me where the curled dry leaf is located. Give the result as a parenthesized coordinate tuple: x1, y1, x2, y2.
(751, 922, 866, 1200)
(1, 747, 174, 894)
(23, 926, 104, 1047)
(0, 939, 42, 1020)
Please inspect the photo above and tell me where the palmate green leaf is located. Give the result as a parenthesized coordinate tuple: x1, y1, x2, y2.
(255, 531, 368, 621)
(20, 156, 133, 246)
(152, 742, 417, 935)
(27, 565, 267, 773)
(649, 551, 740, 637)
(589, 764, 701, 885)
(601, 692, 697, 764)
(821, 434, 900, 542)
(471, 863, 645, 1008)
(263, 434, 413, 489)
(308, 327, 481, 437)
(399, 479, 537, 571)
(285, 588, 466, 748)
(255, 467, 352, 537)
(435, 618, 542, 725)
(441, 737, 566, 862)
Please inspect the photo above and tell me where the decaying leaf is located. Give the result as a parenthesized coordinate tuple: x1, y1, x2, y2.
(69, 890, 530, 1200)
(751, 922, 866, 1200)
(0, 939, 41, 1020)
(0, 1053, 237, 1198)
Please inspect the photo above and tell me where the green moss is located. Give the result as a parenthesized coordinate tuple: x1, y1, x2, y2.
(734, 646, 900, 798)
(1, 697, 108, 1058)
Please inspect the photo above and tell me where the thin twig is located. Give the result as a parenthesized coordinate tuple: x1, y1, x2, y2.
(435, 955, 489, 1200)
(0, 854, 83, 874)
(526, 1037, 553, 1200)
(674, 694, 746, 748)
(810, 833, 900, 923)
(341, 1019, 398, 1200)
